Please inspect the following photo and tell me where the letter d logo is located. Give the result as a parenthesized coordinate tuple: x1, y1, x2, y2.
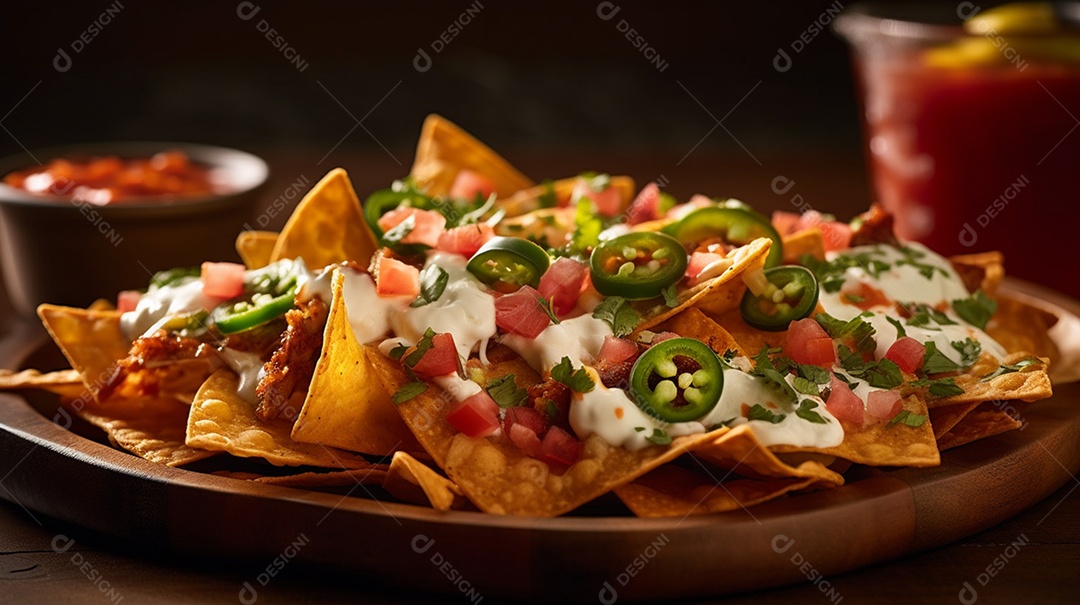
(958, 222, 978, 247)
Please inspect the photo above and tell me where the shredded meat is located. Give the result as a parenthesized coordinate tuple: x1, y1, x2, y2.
(222, 317, 288, 357)
(101, 331, 220, 400)
(848, 204, 899, 248)
(529, 378, 572, 434)
(256, 297, 329, 422)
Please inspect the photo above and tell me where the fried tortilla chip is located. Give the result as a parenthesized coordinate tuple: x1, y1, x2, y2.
(950, 251, 1004, 296)
(236, 230, 279, 270)
(291, 269, 421, 456)
(382, 451, 467, 511)
(0, 369, 82, 391)
(37, 305, 129, 399)
(936, 403, 1024, 451)
(633, 238, 772, 335)
(270, 168, 377, 269)
(365, 345, 729, 517)
(928, 401, 984, 439)
(614, 463, 824, 518)
(987, 294, 1061, 363)
(781, 228, 825, 264)
(410, 114, 533, 197)
(87, 298, 116, 311)
(927, 352, 1052, 409)
(187, 369, 373, 468)
(690, 424, 846, 482)
(213, 467, 389, 487)
(654, 307, 747, 358)
(495, 175, 636, 219)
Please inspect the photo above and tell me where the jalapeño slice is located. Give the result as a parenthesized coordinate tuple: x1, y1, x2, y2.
(466, 237, 551, 293)
(363, 180, 433, 238)
(212, 287, 297, 334)
(662, 200, 783, 267)
(589, 232, 688, 300)
(629, 337, 724, 423)
(739, 266, 819, 331)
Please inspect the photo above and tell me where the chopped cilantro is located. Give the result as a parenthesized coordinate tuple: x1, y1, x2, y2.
(952, 290, 997, 330)
(836, 344, 866, 373)
(885, 316, 907, 339)
(908, 377, 964, 398)
(392, 381, 427, 404)
(815, 313, 876, 355)
(980, 357, 1041, 382)
(888, 410, 928, 428)
(543, 399, 559, 420)
(411, 265, 449, 308)
(796, 400, 829, 424)
(797, 364, 830, 385)
(538, 297, 561, 325)
(922, 341, 960, 374)
(537, 179, 558, 209)
(661, 283, 680, 308)
(592, 296, 640, 338)
(800, 250, 890, 294)
(722, 349, 738, 363)
(751, 347, 798, 405)
(863, 358, 904, 389)
(792, 376, 821, 397)
(896, 245, 947, 280)
(388, 343, 408, 360)
(551, 357, 595, 393)
(645, 428, 672, 445)
(568, 198, 602, 256)
(150, 266, 199, 289)
(903, 303, 956, 329)
(834, 372, 861, 391)
(748, 404, 786, 424)
(951, 338, 982, 368)
(403, 328, 437, 368)
(486, 374, 528, 408)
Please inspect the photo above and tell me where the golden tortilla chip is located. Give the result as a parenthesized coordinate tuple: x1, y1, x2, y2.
(365, 344, 728, 517)
(782, 228, 825, 263)
(291, 269, 421, 456)
(236, 230, 279, 270)
(633, 238, 772, 335)
(689, 424, 844, 483)
(382, 451, 467, 511)
(60, 393, 215, 467)
(212, 467, 389, 487)
(987, 294, 1061, 363)
(927, 352, 1051, 409)
(37, 305, 129, 399)
(614, 464, 824, 518)
(928, 401, 983, 439)
(0, 369, 82, 391)
(187, 369, 373, 468)
(653, 307, 747, 358)
(270, 168, 377, 269)
(87, 298, 116, 311)
(410, 114, 533, 197)
(936, 403, 1024, 451)
(496, 175, 636, 218)
(950, 251, 1004, 296)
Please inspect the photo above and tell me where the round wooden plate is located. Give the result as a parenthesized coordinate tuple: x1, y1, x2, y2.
(1, 279, 1078, 602)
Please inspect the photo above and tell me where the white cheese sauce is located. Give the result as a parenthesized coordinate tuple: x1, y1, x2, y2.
(217, 348, 266, 403)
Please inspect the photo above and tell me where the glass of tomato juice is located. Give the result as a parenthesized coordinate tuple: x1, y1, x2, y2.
(835, 3, 1080, 299)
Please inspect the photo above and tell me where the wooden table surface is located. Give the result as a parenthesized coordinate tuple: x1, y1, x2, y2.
(1, 149, 1078, 604)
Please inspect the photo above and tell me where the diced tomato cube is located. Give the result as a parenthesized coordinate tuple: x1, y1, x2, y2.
(508, 423, 544, 458)
(793, 211, 852, 252)
(686, 251, 726, 285)
(771, 210, 801, 235)
(446, 391, 501, 438)
(884, 337, 926, 374)
(201, 262, 246, 299)
(572, 179, 622, 217)
(375, 256, 420, 298)
(865, 390, 903, 426)
(627, 182, 661, 225)
(539, 425, 582, 467)
(597, 335, 639, 365)
(406, 332, 460, 378)
(494, 285, 552, 338)
(538, 257, 588, 316)
(826, 374, 864, 425)
(117, 290, 142, 313)
(504, 406, 548, 457)
(377, 207, 447, 248)
(449, 169, 496, 201)
(436, 223, 494, 258)
(786, 319, 836, 367)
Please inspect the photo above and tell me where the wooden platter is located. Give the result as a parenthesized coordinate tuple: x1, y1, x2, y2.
(1, 279, 1078, 602)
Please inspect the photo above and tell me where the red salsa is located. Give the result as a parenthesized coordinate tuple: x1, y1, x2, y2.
(3, 150, 223, 204)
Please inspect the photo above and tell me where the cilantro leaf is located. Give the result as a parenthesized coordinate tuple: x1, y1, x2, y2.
(952, 290, 997, 330)
(402, 328, 438, 368)
(645, 428, 672, 445)
(863, 358, 904, 389)
(888, 410, 928, 428)
(411, 265, 449, 308)
(543, 399, 559, 420)
(797, 364, 830, 385)
(388, 343, 408, 360)
(909, 377, 965, 398)
(922, 341, 960, 374)
(661, 283, 680, 308)
(951, 338, 982, 368)
(747, 404, 786, 424)
(551, 357, 595, 393)
(486, 374, 528, 408)
(722, 349, 738, 363)
(537, 179, 558, 208)
(896, 245, 948, 280)
(751, 347, 798, 405)
(815, 313, 876, 355)
(568, 198, 602, 256)
(150, 266, 200, 289)
(886, 316, 907, 339)
(792, 376, 821, 397)
(796, 399, 829, 424)
(980, 357, 1041, 382)
(592, 296, 641, 338)
(903, 303, 956, 329)
(836, 344, 867, 374)
(392, 381, 427, 404)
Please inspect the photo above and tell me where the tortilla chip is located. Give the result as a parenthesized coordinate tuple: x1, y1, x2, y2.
(382, 451, 467, 511)
(928, 401, 984, 439)
(688, 424, 845, 484)
(409, 114, 533, 197)
(236, 230, 279, 270)
(653, 307, 747, 358)
(0, 369, 82, 391)
(633, 238, 772, 335)
(365, 344, 728, 517)
(936, 403, 1024, 451)
(712, 307, 785, 358)
(615, 463, 824, 518)
(213, 467, 389, 487)
(782, 228, 825, 263)
(950, 251, 1004, 296)
(37, 305, 129, 399)
(987, 295, 1061, 362)
(270, 168, 377, 269)
(496, 175, 636, 218)
(61, 393, 215, 467)
(187, 369, 373, 468)
(87, 298, 116, 311)
(927, 352, 1052, 409)
(291, 269, 421, 456)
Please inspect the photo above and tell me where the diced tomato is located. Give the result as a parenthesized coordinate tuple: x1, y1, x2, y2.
(786, 319, 836, 367)
(504, 406, 547, 457)
(377, 207, 447, 248)
(651, 331, 680, 344)
(826, 375, 865, 425)
(446, 391, 501, 438)
(494, 286, 552, 338)
(572, 180, 622, 217)
(793, 211, 852, 252)
(597, 335, 639, 365)
(508, 423, 544, 458)
(449, 169, 496, 201)
(538, 257, 588, 316)
(865, 390, 903, 425)
(885, 337, 926, 374)
(375, 256, 420, 298)
(437, 223, 494, 258)
(406, 332, 460, 378)
(771, 210, 801, 235)
(539, 425, 582, 467)
(201, 262, 245, 299)
(627, 182, 661, 225)
(686, 251, 725, 284)
(117, 290, 142, 313)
